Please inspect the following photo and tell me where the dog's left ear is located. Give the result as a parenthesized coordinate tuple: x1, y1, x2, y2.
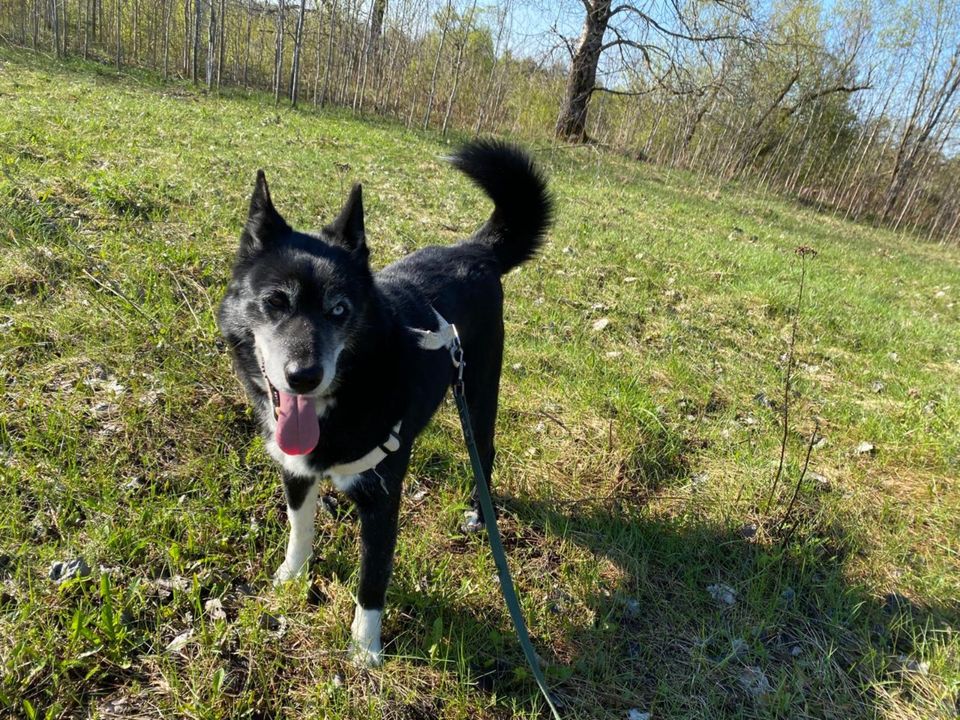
(325, 183, 368, 260)
(241, 170, 291, 257)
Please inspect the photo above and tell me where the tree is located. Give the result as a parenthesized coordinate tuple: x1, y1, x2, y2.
(554, 0, 754, 142)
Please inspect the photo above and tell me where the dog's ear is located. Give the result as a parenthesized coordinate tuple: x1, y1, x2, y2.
(325, 183, 368, 260)
(240, 170, 290, 256)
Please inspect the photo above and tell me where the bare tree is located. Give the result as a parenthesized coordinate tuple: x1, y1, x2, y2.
(289, 0, 306, 105)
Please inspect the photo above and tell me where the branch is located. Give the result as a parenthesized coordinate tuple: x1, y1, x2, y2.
(610, 3, 755, 44)
(782, 81, 873, 117)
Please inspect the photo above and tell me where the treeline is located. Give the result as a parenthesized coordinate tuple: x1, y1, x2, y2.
(1, 0, 958, 244)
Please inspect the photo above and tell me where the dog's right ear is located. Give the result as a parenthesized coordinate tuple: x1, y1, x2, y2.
(240, 170, 290, 256)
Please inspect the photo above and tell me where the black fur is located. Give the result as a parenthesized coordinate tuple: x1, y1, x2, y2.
(218, 140, 552, 629)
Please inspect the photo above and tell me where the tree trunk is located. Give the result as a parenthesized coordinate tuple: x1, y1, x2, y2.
(206, 0, 215, 88)
(115, 0, 121, 70)
(162, 0, 171, 79)
(555, 0, 612, 143)
(192, 0, 201, 82)
(217, 0, 225, 87)
(320, 0, 335, 105)
(289, 0, 306, 106)
(422, 1, 451, 130)
(51, 0, 60, 56)
(273, 0, 286, 103)
(442, 0, 476, 136)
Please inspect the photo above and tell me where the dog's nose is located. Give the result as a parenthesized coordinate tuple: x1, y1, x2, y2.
(284, 363, 323, 393)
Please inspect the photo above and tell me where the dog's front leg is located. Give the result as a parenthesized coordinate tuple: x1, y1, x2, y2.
(347, 481, 401, 666)
(274, 474, 319, 583)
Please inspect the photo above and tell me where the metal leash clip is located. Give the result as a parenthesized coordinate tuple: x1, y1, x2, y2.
(448, 323, 465, 387)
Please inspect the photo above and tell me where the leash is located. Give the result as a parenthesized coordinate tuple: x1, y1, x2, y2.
(426, 318, 563, 719)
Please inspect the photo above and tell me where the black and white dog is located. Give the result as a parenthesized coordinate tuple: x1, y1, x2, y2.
(217, 140, 552, 665)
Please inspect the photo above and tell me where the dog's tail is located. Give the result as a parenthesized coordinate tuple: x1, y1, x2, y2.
(450, 140, 553, 273)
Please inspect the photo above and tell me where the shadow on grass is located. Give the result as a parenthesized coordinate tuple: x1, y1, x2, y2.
(382, 482, 959, 719)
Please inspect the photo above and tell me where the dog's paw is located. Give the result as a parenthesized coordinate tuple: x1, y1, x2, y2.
(460, 509, 485, 534)
(350, 606, 383, 667)
(272, 559, 309, 585)
(349, 639, 383, 667)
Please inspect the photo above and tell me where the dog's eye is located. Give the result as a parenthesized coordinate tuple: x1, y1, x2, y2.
(265, 291, 289, 310)
(329, 302, 348, 318)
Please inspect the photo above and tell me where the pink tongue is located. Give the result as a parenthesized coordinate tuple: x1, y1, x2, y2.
(275, 391, 320, 456)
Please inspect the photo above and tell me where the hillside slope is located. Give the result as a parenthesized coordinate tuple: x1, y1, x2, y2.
(1, 49, 958, 719)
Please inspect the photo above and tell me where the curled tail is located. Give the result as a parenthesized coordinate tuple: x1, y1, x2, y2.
(450, 139, 554, 273)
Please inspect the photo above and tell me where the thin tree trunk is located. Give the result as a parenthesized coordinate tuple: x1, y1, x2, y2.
(206, 0, 215, 88)
(273, 0, 286, 104)
(216, 0, 225, 87)
(289, 0, 306, 105)
(115, 0, 121, 70)
(192, 0, 201, 82)
(162, 0, 171, 79)
(320, 0, 335, 105)
(422, 1, 451, 130)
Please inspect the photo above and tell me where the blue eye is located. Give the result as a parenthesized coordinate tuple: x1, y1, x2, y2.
(330, 303, 347, 317)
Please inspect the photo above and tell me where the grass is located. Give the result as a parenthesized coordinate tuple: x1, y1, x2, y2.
(1, 47, 959, 719)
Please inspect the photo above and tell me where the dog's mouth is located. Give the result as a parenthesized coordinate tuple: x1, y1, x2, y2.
(258, 358, 321, 457)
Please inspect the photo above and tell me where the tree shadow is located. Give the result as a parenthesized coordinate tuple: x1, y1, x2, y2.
(380, 485, 959, 719)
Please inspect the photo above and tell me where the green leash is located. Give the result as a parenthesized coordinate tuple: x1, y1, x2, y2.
(447, 332, 563, 720)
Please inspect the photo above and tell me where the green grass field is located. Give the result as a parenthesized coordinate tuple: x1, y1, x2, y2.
(1, 48, 958, 719)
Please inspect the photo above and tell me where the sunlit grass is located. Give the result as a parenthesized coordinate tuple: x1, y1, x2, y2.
(1, 47, 958, 719)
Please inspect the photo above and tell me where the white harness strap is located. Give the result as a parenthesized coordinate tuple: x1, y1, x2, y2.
(323, 307, 457, 478)
(324, 420, 402, 476)
(410, 308, 458, 352)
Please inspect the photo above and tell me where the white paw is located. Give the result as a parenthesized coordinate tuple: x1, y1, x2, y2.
(273, 557, 310, 585)
(349, 640, 383, 667)
(350, 606, 383, 667)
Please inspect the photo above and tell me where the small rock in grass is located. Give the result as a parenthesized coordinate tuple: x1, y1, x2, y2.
(627, 711, 651, 720)
(883, 592, 913, 615)
(707, 583, 737, 606)
(410, 487, 428, 503)
(739, 666, 772, 697)
(122, 475, 146, 493)
(624, 598, 642, 617)
(91, 401, 115, 416)
(753, 392, 774, 409)
(165, 629, 194, 654)
(49, 557, 91, 583)
(898, 654, 930, 675)
(790, 645, 802, 657)
(592, 317, 611, 332)
(808, 472, 831, 492)
(872, 381, 885, 394)
(780, 587, 796, 605)
(204, 598, 226, 622)
(739, 523, 758, 540)
(854, 441, 876, 456)
(259, 612, 287, 638)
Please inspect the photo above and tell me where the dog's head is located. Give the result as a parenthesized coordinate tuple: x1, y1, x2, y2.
(218, 172, 374, 454)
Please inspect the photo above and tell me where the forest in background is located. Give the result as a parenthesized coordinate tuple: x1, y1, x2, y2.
(1, 0, 958, 245)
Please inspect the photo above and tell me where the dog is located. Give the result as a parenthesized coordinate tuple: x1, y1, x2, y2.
(217, 140, 552, 665)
